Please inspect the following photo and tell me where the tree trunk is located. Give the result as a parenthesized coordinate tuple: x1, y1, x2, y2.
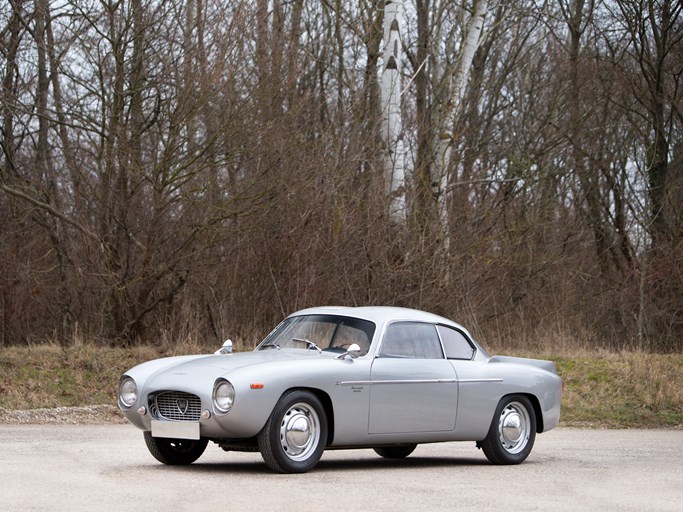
(380, 0, 406, 222)
(412, 0, 435, 234)
(434, 0, 488, 244)
(1, 0, 24, 178)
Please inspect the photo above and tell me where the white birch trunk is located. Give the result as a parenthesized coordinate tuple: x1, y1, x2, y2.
(380, 0, 406, 223)
(435, 0, 489, 237)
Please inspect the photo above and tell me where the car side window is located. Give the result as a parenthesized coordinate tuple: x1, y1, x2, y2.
(437, 325, 475, 360)
(379, 322, 444, 359)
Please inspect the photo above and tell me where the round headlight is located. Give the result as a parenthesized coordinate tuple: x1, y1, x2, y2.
(213, 380, 235, 413)
(119, 376, 137, 409)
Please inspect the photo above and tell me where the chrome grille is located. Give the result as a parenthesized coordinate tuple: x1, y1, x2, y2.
(153, 391, 202, 421)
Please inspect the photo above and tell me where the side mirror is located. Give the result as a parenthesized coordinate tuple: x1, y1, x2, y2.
(214, 339, 233, 355)
(335, 343, 362, 360)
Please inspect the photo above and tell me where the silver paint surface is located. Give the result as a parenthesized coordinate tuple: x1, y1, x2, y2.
(120, 306, 562, 447)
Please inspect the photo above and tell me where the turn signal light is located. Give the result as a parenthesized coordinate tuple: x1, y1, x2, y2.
(250, 383, 264, 389)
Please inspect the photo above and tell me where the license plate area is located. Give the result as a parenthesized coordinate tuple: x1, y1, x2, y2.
(151, 420, 200, 440)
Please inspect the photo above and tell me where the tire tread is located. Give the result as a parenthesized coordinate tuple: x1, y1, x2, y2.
(143, 431, 208, 465)
(257, 390, 327, 473)
(373, 444, 418, 459)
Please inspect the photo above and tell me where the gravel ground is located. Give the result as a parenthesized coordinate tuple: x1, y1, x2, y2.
(0, 405, 126, 424)
(2, 426, 682, 511)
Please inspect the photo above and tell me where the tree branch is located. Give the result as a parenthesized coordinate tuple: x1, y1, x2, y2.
(0, 181, 101, 243)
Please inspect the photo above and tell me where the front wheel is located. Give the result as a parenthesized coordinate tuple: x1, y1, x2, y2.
(479, 395, 536, 465)
(143, 431, 208, 465)
(257, 390, 328, 473)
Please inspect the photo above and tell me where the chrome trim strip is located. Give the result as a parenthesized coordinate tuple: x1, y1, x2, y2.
(458, 378, 504, 383)
(336, 378, 502, 386)
(337, 379, 458, 386)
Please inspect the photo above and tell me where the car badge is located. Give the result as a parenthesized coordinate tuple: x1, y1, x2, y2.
(176, 399, 189, 415)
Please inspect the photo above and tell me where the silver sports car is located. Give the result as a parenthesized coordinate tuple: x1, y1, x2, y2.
(118, 306, 562, 473)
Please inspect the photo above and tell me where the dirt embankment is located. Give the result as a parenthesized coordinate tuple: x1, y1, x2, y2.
(0, 405, 126, 425)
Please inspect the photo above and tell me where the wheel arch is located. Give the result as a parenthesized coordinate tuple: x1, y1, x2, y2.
(492, 392, 544, 434)
(515, 392, 544, 433)
(283, 386, 335, 446)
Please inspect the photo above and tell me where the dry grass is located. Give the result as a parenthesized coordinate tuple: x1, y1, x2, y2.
(554, 352, 683, 428)
(0, 341, 189, 411)
(1, 342, 681, 428)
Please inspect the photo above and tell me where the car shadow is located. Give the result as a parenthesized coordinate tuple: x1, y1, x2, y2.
(315, 455, 490, 472)
(138, 454, 497, 475)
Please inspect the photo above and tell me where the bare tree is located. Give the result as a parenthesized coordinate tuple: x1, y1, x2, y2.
(0, 0, 680, 351)
(381, 0, 407, 222)
(612, 0, 682, 247)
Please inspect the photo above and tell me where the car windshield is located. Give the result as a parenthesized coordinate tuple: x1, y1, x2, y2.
(257, 315, 375, 355)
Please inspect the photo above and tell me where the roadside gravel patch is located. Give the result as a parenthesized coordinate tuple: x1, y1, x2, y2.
(0, 405, 126, 425)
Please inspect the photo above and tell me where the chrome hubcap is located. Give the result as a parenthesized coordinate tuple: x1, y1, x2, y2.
(279, 402, 320, 461)
(497, 401, 530, 454)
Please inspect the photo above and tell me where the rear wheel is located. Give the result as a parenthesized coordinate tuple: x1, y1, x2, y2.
(373, 444, 417, 459)
(480, 395, 536, 465)
(143, 431, 208, 465)
(257, 390, 328, 473)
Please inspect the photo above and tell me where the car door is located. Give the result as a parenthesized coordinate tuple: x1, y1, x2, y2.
(369, 322, 458, 434)
(437, 324, 504, 438)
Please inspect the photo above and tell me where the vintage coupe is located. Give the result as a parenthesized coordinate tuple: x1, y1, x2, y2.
(118, 306, 562, 473)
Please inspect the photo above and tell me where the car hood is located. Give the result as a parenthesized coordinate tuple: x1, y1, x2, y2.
(131, 349, 333, 393)
(189, 349, 331, 371)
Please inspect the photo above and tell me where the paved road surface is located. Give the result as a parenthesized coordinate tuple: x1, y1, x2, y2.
(1, 425, 681, 511)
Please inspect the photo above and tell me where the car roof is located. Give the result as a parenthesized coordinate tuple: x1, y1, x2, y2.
(288, 306, 472, 337)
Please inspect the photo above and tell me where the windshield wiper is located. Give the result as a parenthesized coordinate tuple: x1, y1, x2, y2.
(259, 340, 280, 350)
(292, 338, 322, 354)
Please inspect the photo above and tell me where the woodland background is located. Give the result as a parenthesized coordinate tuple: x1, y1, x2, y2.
(0, 0, 681, 352)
